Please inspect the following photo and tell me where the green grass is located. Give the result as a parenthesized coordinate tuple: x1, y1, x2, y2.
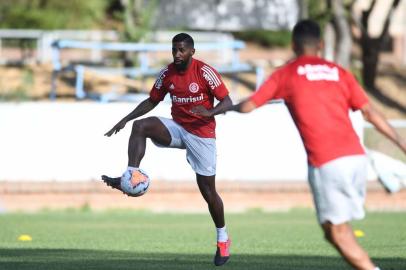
(0, 209, 405, 270)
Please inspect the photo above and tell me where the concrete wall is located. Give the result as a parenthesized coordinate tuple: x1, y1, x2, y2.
(0, 101, 305, 181)
(152, 0, 299, 31)
(0, 101, 369, 182)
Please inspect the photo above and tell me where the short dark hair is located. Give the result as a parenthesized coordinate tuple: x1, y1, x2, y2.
(292, 19, 321, 48)
(172, 33, 194, 48)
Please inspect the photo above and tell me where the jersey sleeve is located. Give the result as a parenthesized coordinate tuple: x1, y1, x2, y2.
(201, 64, 229, 100)
(250, 69, 282, 107)
(149, 67, 169, 102)
(344, 70, 369, 110)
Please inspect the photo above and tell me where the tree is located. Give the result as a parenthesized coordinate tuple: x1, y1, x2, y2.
(356, 0, 401, 89)
(352, 0, 405, 114)
(330, 0, 352, 68)
(117, 0, 156, 67)
(120, 0, 156, 42)
(305, 0, 405, 114)
(0, 0, 111, 29)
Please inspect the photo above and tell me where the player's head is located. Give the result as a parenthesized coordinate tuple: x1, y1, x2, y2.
(292, 19, 322, 56)
(172, 33, 195, 71)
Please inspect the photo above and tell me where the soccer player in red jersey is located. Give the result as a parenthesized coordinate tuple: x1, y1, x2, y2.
(193, 20, 405, 270)
(102, 33, 231, 266)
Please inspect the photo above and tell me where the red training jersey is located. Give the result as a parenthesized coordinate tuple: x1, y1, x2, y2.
(250, 55, 369, 167)
(149, 58, 229, 138)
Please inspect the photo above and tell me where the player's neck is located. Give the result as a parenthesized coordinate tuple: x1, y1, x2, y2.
(175, 58, 193, 73)
(297, 47, 320, 57)
(296, 51, 320, 58)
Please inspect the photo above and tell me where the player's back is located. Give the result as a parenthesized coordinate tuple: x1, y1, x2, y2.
(275, 55, 368, 166)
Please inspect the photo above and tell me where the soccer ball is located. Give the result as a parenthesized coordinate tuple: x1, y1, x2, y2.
(120, 168, 150, 197)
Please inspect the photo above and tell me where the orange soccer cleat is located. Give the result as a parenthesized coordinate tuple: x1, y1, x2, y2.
(214, 238, 231, 266)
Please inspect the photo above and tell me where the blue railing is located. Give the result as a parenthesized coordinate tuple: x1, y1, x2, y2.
(50, 39, 264, 102)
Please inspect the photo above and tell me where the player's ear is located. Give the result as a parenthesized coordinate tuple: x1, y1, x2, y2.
(292, 42, 300, 56)
(191, 48, 195, 56)
(317, 40, 324, 53)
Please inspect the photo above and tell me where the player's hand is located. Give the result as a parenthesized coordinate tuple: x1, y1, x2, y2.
(190, 105, 213, 117)
(104, 119, 127, 137)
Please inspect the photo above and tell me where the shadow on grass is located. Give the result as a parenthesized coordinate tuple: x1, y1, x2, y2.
(0, 248, 405, 270)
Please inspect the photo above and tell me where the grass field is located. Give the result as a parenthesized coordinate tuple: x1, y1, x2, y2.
(0, 209, 405, 270)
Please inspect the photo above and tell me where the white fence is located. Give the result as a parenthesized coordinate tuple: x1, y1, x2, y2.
(0, 101, 385, 182)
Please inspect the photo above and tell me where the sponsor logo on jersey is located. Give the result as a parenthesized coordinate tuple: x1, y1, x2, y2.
(189, 82, 199, 93)
(154, 67, 168, 89)
(172, 93, 204, 104)
(202, 65, 221, 90)
(297, 64, 339, 81)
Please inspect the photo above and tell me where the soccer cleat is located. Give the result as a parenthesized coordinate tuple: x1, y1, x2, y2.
(101, 175, 121, 190)
(214, 238, 231, 266)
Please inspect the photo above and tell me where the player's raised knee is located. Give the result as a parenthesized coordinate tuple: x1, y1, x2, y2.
(131, 119, 147, 135)
(132, 118, 159, 135)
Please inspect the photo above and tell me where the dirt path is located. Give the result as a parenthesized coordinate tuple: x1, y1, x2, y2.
(1, 181, 405, 213)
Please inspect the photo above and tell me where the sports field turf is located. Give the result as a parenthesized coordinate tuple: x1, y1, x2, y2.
(0, 209, 405, 270)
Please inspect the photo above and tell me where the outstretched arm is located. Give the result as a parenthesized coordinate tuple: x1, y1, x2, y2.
(104, 98, 159, 137)
(361, 103, 406, 154)
(190, 95, 232, 117)
(229, 99, 257, 113)
(191, 97, 258, 116)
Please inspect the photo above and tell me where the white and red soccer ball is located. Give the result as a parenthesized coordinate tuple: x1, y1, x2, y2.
(120, 168, 150, 197)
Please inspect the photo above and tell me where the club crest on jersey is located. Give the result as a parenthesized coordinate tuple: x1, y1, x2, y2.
(189, 82, 199, 93)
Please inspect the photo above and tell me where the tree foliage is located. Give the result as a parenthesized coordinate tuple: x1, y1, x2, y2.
(121, 0, 156, 42)
(308, 0, 332, 29)
(0, 0, 113, 29)
(234, 1, 333, 48)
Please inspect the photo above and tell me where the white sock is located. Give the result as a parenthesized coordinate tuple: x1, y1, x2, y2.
(216, 226, 228, 242)
(127, 166, 138, 172)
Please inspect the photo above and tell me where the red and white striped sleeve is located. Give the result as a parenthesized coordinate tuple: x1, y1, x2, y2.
(200, 64, 229, 100)
(149, 67, 169, 102)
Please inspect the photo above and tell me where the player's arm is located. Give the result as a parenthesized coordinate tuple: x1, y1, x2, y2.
(220, 83, 275, 114)
(228, 71, 280, 114)
(104, 98, 159, 137)
(229, 99, 257, 113)
(210, 94, 232, 115)
(191, 64, 238, 117)
(345, 69, 406, 154)
(191, 95, 232, 117)
(191, 96, 258, 116)
(360, 103, 406, 154)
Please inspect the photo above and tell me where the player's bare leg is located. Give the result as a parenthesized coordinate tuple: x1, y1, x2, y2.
(102, 117, 171, 192)
(127, 117, 171, 167)
(322, 222, 376, 270)
(196, 174, 225, 227)
(196, 174, 230, 266)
